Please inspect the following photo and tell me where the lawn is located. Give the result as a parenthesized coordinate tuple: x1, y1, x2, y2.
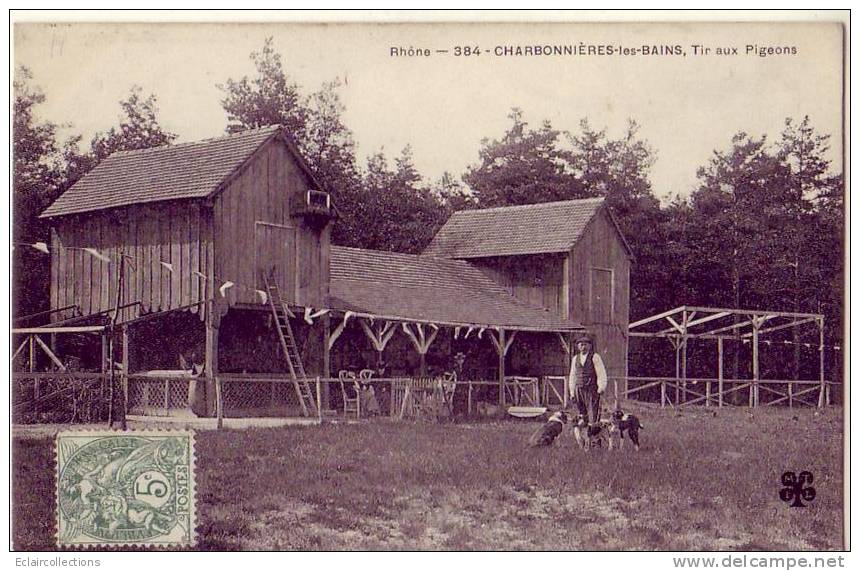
(12, 404, 844, 551)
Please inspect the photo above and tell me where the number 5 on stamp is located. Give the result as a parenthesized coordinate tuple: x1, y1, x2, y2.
(56, 430, 196, 548)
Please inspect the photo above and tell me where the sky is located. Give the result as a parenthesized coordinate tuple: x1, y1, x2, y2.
(13, 19, 845, 202)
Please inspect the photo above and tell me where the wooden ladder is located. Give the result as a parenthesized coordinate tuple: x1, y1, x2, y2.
(265, 275, 316, 417)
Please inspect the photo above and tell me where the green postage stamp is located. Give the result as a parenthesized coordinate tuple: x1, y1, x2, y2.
(56, 431, 195, 547)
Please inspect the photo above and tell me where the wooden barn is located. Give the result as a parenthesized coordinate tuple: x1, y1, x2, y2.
(33, 126, 632, 421)
(424, 198, 634, 385)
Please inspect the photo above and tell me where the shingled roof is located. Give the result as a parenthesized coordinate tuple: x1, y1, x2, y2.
(328, 246, 582, 331)
(423, 197, 627, 259)
(41, 125, 319, 218)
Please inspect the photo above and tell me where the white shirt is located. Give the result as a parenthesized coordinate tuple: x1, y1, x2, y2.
(568, 352, 608, 394)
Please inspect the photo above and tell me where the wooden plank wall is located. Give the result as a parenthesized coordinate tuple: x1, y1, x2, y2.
(50, 203, 211, 324)
(568, 208, 631, 379)
(472, 255, 566, 317)
(213, 138, 328, 310)
(50, 138, 330, 324)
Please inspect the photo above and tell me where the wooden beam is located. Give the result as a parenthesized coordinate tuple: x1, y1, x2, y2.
(13, 326, 107, 334)
(557, 332, 570, 355)
(629, 306, 686, 330)
(327, 312, 352, 350)
(740, 315, 818, 338)
(33, 335, 66, 371)
(684, 305, 823, 320)
(11, 338, 28, 363)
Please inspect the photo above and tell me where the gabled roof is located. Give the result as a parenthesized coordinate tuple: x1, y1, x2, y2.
(41, 125, 321, 218)
(328, 246, 582, 332)
(423, 197, 631, 259)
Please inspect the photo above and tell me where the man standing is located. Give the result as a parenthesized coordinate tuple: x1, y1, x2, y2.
(568, 335, 608, 434)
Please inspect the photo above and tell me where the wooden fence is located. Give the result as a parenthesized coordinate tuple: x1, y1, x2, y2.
(621, 376, 839, 408)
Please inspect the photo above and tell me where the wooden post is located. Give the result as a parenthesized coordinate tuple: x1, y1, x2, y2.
(205, 319, 219, 419)
(498, 329, 506, 408)
(322, 315, 331, 411)
(717, 338, 724, 408)
(121, 325, 130, 430)
(467, 379, 473, 416)
(316, 377, 322, 423)
(660, 379, 667, 408)
(28, 335, 35, 373)
(818, 317, 825, 408)
(107, 252, 125, 427)
(674, 338, 680, 406)
(681, 336, 688, 403)
(215, 376, 223, 428)
(564, 332, 573, 408)
(751, 319, 759, 408)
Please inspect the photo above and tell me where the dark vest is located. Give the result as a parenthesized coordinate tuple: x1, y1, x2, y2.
(574, 352, 597, 389)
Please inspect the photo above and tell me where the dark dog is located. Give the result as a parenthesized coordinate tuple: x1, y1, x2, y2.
(610, 409, 644, 450)
(528, 410, 569, 447)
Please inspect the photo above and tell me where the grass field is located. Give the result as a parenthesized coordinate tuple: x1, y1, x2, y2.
(12, 404, 844, 551)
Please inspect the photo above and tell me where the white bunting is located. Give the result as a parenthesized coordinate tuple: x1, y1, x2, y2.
(32, 242, 49, 254)
(83, 248, 110, 263)
(306, 308, 329, 324)
(219, 281, 235, 297)
(160, 261, 174, 272)
(453, 327, 461, 339)
(255, 290, 267, 304)
(304, 307, 314, 324)
(193, 270, 207, 280)
(464, 327, 474, 339)
(478, 327, 485, 339)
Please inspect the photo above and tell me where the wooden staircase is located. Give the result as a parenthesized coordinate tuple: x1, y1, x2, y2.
(265, 275, 317, 417)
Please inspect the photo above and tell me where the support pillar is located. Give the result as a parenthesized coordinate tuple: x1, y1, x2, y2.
(121, 325, 130, 430)
(818, 317, 826, 408)
(752, 319, 759, 408)
(322, 314, 331, 411)
(717, 337, 724, 408)
(681, 336, 688, 403)
(498, 329, 506, 408)
(203, 318, 219, 420)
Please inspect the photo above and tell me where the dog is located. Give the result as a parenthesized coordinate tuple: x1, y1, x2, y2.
(571, 415, 612, 450)
(528, 410, 569, 447)
(610, 409, 644, 451)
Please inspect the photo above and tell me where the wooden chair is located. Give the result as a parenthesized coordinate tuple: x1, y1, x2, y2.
(338, 370, 361, 419)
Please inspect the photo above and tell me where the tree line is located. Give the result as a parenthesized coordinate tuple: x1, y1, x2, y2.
(13, 38, 844, 382)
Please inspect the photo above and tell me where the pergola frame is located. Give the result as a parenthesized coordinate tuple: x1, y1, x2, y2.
(628, 306, 829, 408)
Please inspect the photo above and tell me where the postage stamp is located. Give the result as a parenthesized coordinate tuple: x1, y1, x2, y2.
(55, 431, 195, 548)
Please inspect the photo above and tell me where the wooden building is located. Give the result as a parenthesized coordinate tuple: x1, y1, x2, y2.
(39, 126, 632, 418)
(424, 197, 634, 384)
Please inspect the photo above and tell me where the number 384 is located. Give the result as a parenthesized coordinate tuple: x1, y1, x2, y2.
(454, 46, 481, 56)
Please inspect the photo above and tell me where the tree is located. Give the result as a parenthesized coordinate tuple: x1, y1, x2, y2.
(301, 80, 365, 247)
(13, 67, 63, 318)
(776, 117, 844, 382)
(218, 37, 308, 138)
(62, 86, 177, 190)
(357, 147, 448, 253)
(463, 108, 584, 207)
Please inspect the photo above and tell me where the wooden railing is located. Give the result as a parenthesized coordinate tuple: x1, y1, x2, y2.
(620, 376, 840, 408)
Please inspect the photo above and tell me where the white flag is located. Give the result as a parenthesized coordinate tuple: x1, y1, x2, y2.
(219, 281, 235, 297)
(83, 248, 110, 263)
(32, 242, 49, 254)
(160, 261, 174, 272)
(255, 290, 267, 304)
